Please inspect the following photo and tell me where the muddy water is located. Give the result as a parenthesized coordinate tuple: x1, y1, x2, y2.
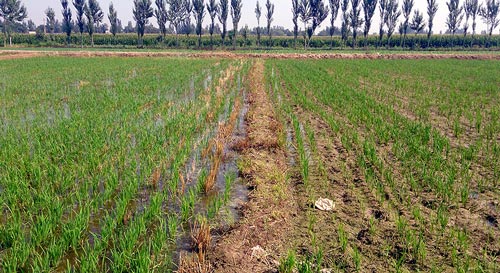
(287, 125, 297, 167)
(486, 215, 498, 228)
(173, 90, 250, 265)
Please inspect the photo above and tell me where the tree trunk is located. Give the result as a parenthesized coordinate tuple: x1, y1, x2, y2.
(353, 31, 357, 49)
(303, 22, 307, 50)
(233, 24, 237, 50)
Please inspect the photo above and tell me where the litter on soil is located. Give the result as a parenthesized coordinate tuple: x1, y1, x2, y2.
(315, 198, 335, 211)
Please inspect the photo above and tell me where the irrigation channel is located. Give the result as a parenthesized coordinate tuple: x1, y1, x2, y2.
(174, 79, 251, 266)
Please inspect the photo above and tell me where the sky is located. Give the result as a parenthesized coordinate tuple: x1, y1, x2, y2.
(23, 0, 490, 34)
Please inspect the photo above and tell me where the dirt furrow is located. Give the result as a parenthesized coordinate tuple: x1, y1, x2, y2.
(209, 60, 296, 272)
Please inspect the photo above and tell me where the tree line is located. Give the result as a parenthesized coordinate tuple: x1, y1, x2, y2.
(1, 0, 499, 49)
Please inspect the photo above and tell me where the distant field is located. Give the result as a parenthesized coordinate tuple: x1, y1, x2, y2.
(0, 56, 498, 272)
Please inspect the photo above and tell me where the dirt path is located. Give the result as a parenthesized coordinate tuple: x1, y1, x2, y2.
(0, 51, 41, 60)
(1, 50, 500, 60)
(209, 60, 297, 272)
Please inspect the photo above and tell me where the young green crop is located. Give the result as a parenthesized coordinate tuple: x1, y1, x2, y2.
(268, 58, 499, 272)
(0, 56, 248, 272)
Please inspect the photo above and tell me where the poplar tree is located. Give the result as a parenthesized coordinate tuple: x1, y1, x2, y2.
(133, 0, 154, 48)
(255, 1, 262, 47)
(362, 0, 377, 47)
(385, 0, 401, 47)
(109, 3, 119, 38)
(193, 0, 205, 47)
(230, 0, 242, 49)
(168, 0, 188, 46)
(329, 0, 340, 48)
(446, 0, 463, 36)
(292, 0, 301, 49)
(73, 0, 86, 47)
(480, 0, 500, 37)
(85, 0, 104, 47)
(426, 0, 438, 46)
(206, 0, 218, 48)
(341, 0, 350, 46)
(155, 0, 168, 40)
(61, 0, 73, 46)
(45, 7, 56, 40)
(218, 0, 229, 46)
(402, 0, 414, 47)
(266, 0, 274, 46)
(350, 0, 363, 48)
(410, 10, 425, 36)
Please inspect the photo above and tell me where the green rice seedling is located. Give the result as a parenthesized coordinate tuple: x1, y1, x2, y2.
(297, 256, 314, 273)
(167, 214, 178, 240)
(130, 244, 151, 273)
(394, 252, 406, 273)
(456, 228, 469, 252)
(305, 124, 317, 155)
(460, 182, 470, 206)
(180, 188, 197, 222)
(353, 246, 361, 272)
(278, 250, 296, 273)
(369, 216, 377, 236)
(453, 118, 463, 138)
(152, 217, 167, 254)
(456, 255, 471, 273)
(223, 172, 236, 204)
(313, 247, 324, 271)
(292, 115, 310, 186)
(412, 206, 424, 227)
(338, 224, 348, 253)
(396, 215, 408, 237)
(207, 195, 223, 219)
(437, 204, 449, 231)
(475, 110, 483, 133)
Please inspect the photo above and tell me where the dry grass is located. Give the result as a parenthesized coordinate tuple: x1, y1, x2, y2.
(177, 252, 214, 273)
(150, 167, 161, 189)
(177, 218, 213, 273)
(204, 88, 243, 193)
(190, 218, 212, 258)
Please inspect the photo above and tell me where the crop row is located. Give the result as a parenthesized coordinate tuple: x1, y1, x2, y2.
(267, 59, 499, 271)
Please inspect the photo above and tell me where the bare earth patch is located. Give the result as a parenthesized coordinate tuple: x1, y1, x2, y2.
(1, 50, 500, 60)
(0, 51, 41, 60)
